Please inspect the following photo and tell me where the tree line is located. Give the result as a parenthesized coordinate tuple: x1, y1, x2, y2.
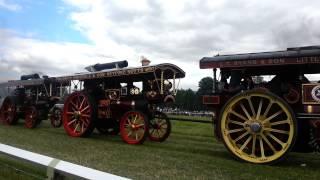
(173, 77, 213, 111)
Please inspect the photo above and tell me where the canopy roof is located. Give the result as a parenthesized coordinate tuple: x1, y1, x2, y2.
(200, 46, 320, 74)
(0, 79, 47, 88)
(55, 63, 185, 82)
(0, 63, 185, 88)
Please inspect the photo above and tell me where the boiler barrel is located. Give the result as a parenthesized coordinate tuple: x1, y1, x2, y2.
(20, 73, 40, 80)
(93, 60, 128, 71)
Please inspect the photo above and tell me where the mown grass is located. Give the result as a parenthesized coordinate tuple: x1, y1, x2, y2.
(0, 119, 319, 179)
(167, 114, 211, 122)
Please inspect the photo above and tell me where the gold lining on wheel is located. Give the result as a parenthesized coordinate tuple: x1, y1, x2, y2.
(221, 92, 295, 164)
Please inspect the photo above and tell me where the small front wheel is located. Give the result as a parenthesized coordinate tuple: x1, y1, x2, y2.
(50, 108, 62, 128)
(120, 111, 148, 144)
(148, 111, 171, 142)
(25, 106, 39, 129)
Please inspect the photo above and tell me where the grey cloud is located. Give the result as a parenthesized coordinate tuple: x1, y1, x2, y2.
(75, 0, 320, 61)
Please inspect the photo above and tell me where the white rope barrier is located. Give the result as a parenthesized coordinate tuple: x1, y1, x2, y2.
(0, 143, 130, 180)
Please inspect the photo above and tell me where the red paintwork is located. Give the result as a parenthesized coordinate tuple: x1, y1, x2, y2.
(120, 111, 148, 144)
(25, 106, 37, 128)
(63, 92, 93, 137)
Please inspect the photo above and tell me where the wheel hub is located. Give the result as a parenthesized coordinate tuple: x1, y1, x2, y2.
(250, 122, 262, 133)
(74, 111, 81, 119)
(131, 124, 139, 130)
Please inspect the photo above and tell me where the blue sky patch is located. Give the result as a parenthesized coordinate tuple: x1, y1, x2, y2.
(0, 0, 88, 43)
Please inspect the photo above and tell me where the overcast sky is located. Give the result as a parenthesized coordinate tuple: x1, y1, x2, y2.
(1, 0, 320, 90)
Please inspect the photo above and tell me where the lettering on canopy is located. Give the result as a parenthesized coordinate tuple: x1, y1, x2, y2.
(202, 56, 320, 68)
(57, 66, 156, 81)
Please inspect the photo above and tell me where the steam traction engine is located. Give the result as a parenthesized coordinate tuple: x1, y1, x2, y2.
(56, 61, 185, 144)
(200, 46, 320, 164)
(0, 74, 68, 128)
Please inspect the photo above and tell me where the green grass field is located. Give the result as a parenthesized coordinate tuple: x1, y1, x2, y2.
(0, 118, 319, 179)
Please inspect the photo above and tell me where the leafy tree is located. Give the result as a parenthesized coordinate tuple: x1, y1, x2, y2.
(197, 77, 213, 95)
(174, 77, 214, 111)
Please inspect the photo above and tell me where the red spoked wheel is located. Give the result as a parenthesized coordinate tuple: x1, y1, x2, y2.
(50, 107, 62, 128)
(149, 111, 171, 142)
(120, 111, 148, 144)
(25, 106, 38, 129)
(63, 91, 95, 137)
(0, 98, 18, 125)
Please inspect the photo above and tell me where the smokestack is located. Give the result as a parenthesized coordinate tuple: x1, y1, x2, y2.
(141, 56, 151, 66)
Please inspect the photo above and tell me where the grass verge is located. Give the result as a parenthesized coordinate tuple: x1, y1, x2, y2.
(0, 119, 319, 179)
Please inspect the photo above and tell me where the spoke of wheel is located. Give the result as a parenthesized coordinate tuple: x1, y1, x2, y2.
(66, 112, 74, 115)
(234, 131, 249, 142)
(251, 134, 257, 156)
(159, 121, 166, 126)
(230, 111, 248, 121)
(81, 114, 90, 118)
(267, 133, 285, 147)
(270, 119, 289, 126)
(133, 114, 138, 124)
(228, 119, 244, 126)
(127, 131, 132, 137)
(82, 119, 89, 127)
(240, 103, 252, 120)
(261, 134, 276, 153)
(157, 130, 161, 138)
(80, 105, 90, 113)
(136, 123, 145, 128)
(75, 96, 79, 108)
(265, 128, 289, 134)
(247, 97, 256, 117)
(263, 101, 273, 117)
(127, 119, 132, 126)
(74, 123, 80, 133)
(240, 135, 253, 151)
(70, 101, 78, 110)
(263, 110, 283, 123)
(79, 98, 86, 110)
(135, 132, 138, 140)
(227, 128, 245, 134)
(259, 137, 265, 157)
(256, 99, 263, 120)
(150, 129, 155, 135)
(68, 119, 77, 125)
(160, 124, 168, 129)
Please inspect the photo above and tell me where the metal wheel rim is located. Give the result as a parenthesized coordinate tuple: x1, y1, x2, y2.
(2, 99, 16, 124)
(221, 92, 295, 164)
(149, 113, 169, 141)
(51, 109, 62, 127)
(121, 112, 147, 144)
(63, 92, 92, 136)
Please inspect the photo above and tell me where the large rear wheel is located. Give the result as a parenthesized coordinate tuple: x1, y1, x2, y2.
(148, 111, 171, 142)
(219, 90, 297, 164)
(63, 91, 95, 137)
(120, 111, 148, 144)
(1, 98, 18, 125)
